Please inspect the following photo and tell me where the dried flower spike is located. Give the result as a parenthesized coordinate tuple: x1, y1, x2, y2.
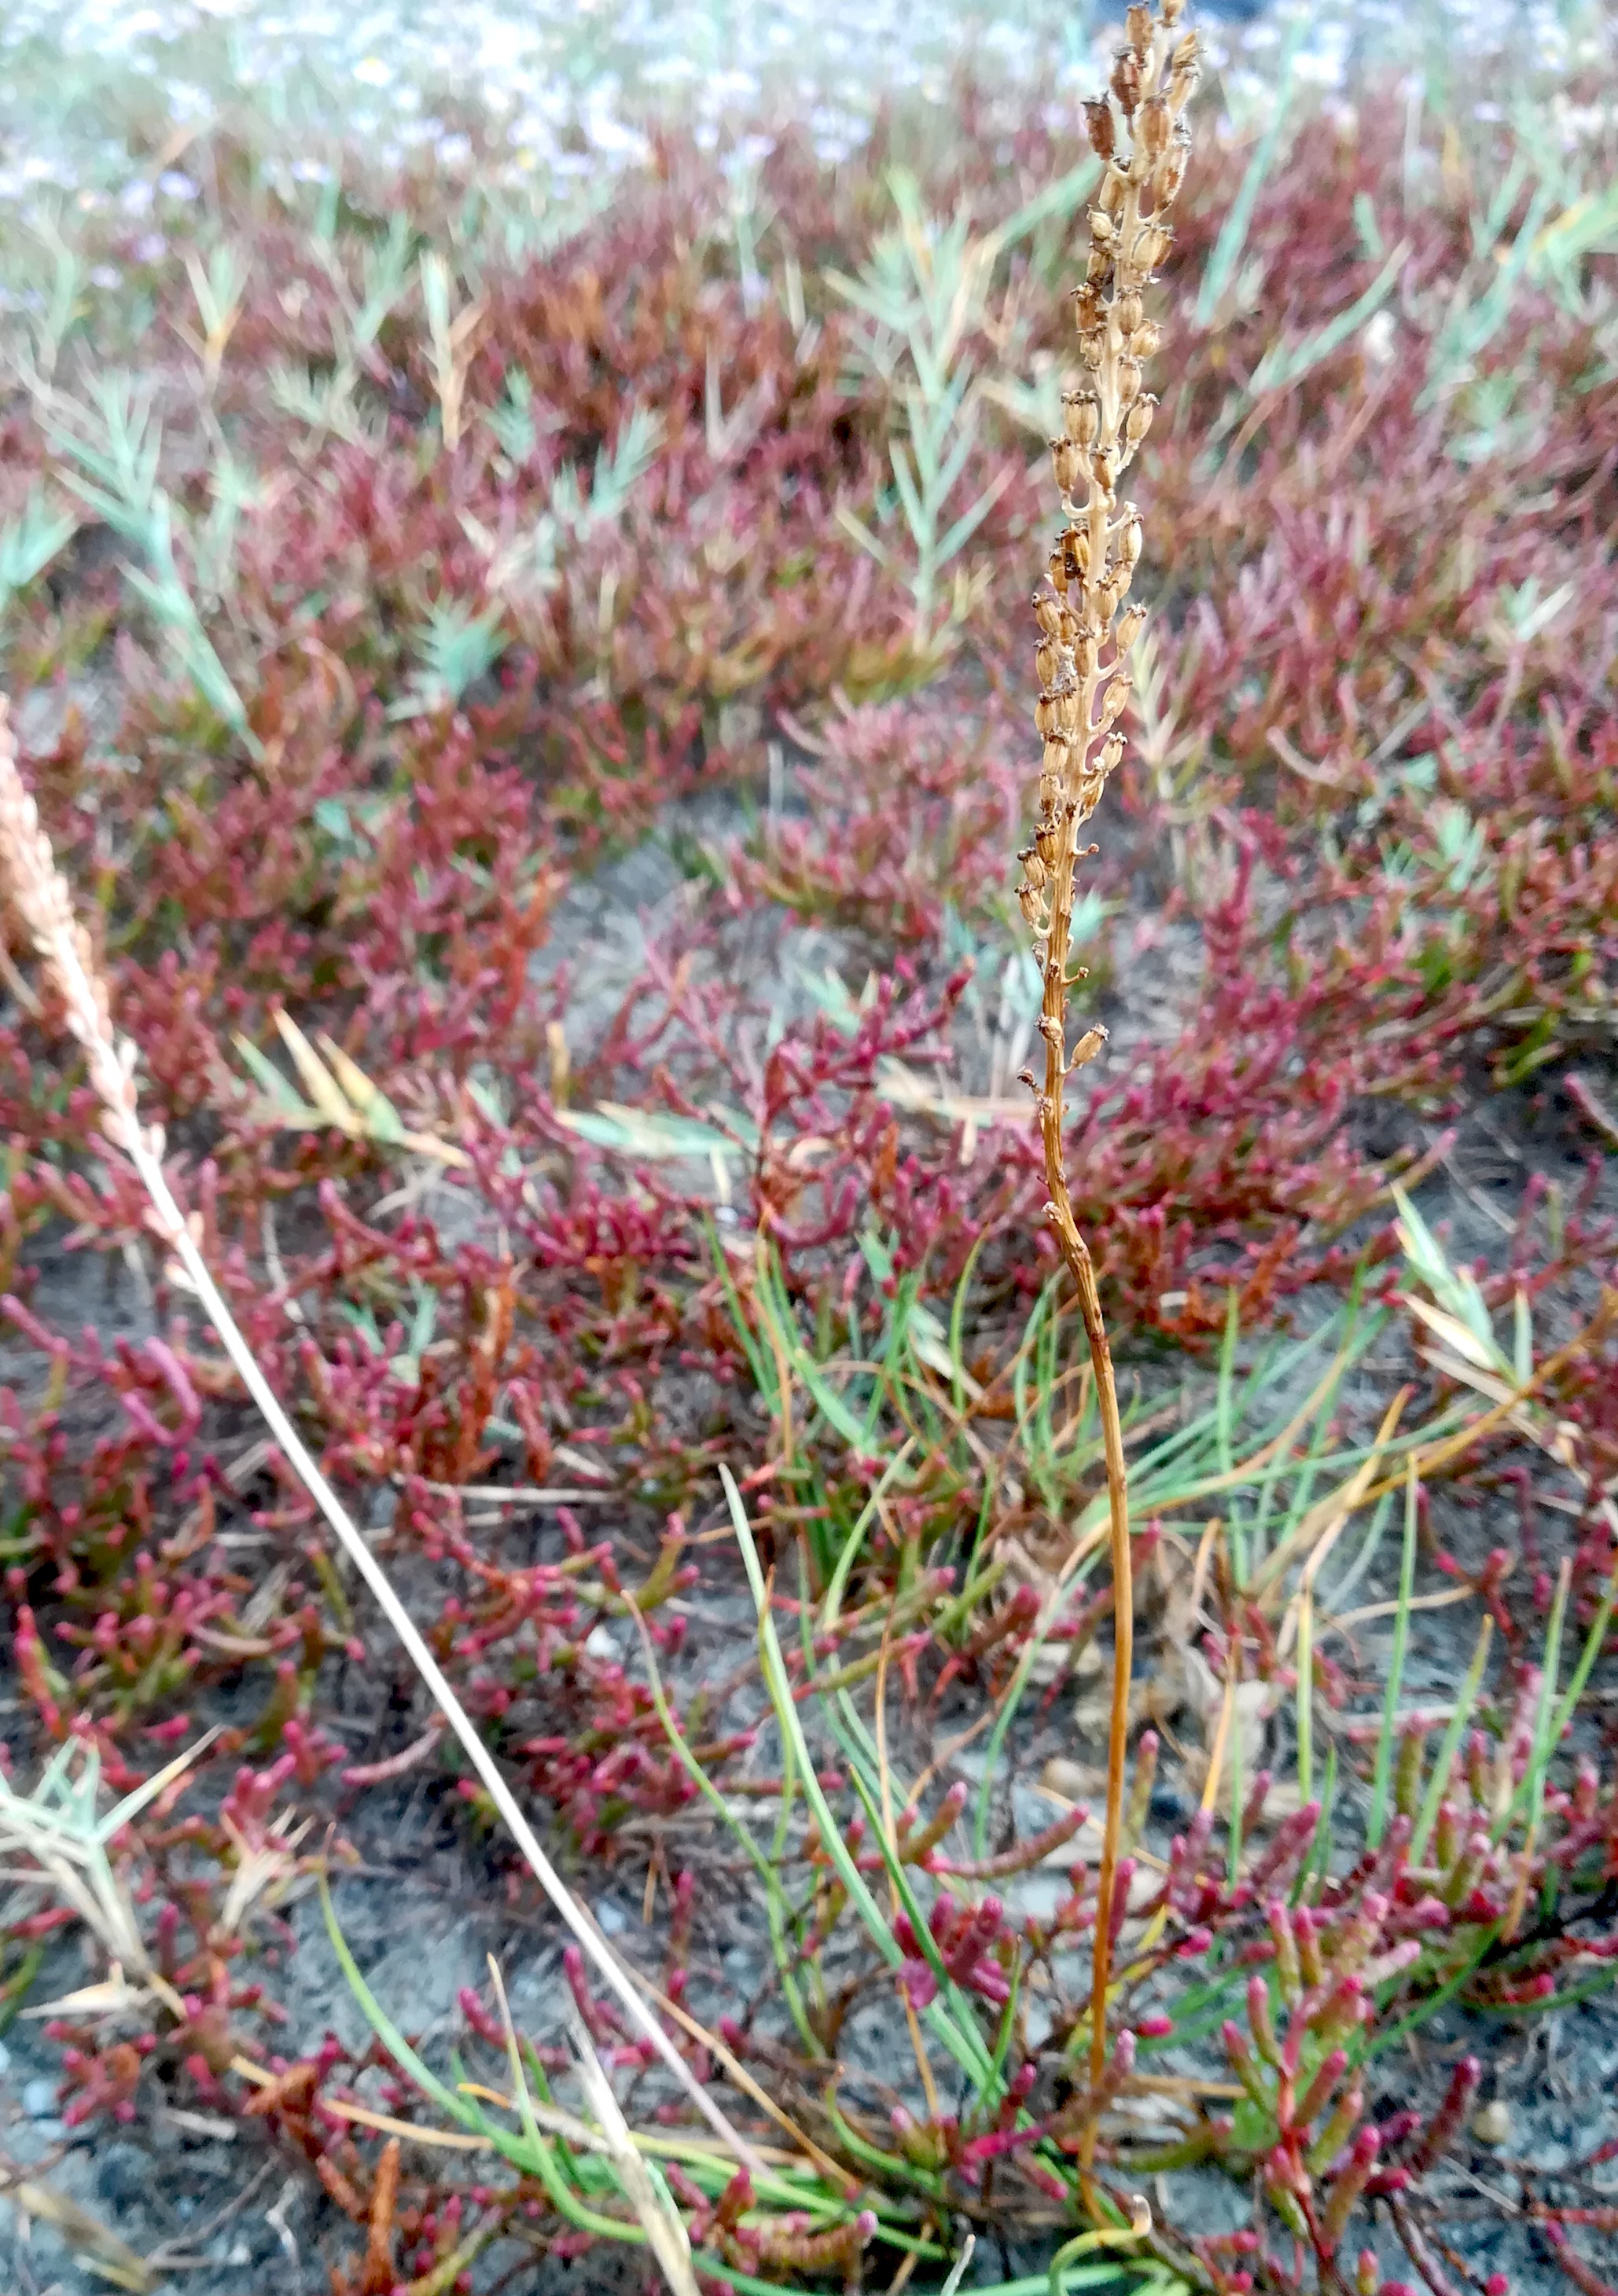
(1019, 0, 1196, 2173)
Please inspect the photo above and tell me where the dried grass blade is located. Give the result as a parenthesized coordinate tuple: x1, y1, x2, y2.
(568, 2008, 702, 2296)
(0, 698, 759, 2174)
(8, 2175, 156, 2293)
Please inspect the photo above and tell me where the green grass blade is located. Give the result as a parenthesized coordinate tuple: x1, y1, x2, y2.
(1367, 1464, 1420, 1850)
(320, 1878, 482, 2134)
(1496, 1562, 1572, 1846)
(1518, 1551, 1618, 1829)
(1410, 1612, 1493, 1863)
(721, 1465, 991, 2090)
(1196, 19, 1304, 326)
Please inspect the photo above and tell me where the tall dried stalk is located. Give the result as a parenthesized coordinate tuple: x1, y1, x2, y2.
(1015, 0, 1197, 2151)
(0, 696, 761, 2180)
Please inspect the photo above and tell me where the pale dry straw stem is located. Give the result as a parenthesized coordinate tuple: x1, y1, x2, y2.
(1013, 0, 1197, 2159)
(0, 696, 761, 2177)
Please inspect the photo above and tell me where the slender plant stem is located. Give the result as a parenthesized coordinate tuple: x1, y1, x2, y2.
(1040, 1147, 1133, 2133)
(1017, 0, 1198, 2169)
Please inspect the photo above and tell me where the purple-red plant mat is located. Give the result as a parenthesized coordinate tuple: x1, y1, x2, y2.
(1, 76, 1616, 2296)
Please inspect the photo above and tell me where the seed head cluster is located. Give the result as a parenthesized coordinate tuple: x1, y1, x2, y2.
(0, 698, 159, 1172)
(1013, 6, 1197, 2136)
(1017, 0, 1198, 979)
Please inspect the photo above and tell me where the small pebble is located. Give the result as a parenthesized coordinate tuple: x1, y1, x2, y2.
(97, 2144, 152, 2211)
(1473, 2100, 1512, 2147)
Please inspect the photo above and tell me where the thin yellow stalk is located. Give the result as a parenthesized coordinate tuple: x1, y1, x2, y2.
(568, 2003, 703, 2296)
(1013, 0, 1197, 2154)
(0, 696, 760, 2177)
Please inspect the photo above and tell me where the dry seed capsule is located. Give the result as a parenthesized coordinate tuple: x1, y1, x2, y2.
(1019, 843, 1046, 891)
(1117, 356, 1143, 407)
(1110, 46, 1142, 115)
(1088, 206, 1116, 248)
(1072, 281, 1105, 332)
(1115, 290, 1144, 337)
(1125, 5, 1153, 56)
(1034, 592, 1064, 638)
(1172, 30, 1198, 68)
(1047, 542, 1069, 594)
(1041, 739, 1068, 784)
(1050, 437, 1084, 496)
(1077, 327, 1106, 369)
(1017, 880, 1045, 928)
(1154, 140, 1191, 206)
(1090, 443, 1120, 494)
(1035, 637, 1063, 685)
(1120, 513, 1144, 566)
(1132, 318, 1163, 362)
(1164, 0, 1183, 20)
(1098, 167, 1127, 217)
(1035, 819, 1063, 866)
(1138, 94, 1171, 160)
(1062, 390, 1101, 446)
(1101, 732, 1125, 775)
(1083, 97, 1115, 160)
(1102, 676, 1131, 722)
(1038, 679, 1082, 739)
(1132, 222, 1174, 274)
(1115, 604, 1146, 651)
(1074, 629, 1101, 679)
(1085, 244, 1112, 287)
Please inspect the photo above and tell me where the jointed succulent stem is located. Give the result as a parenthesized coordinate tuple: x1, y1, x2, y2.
(1017, 0, 1197, 2159)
